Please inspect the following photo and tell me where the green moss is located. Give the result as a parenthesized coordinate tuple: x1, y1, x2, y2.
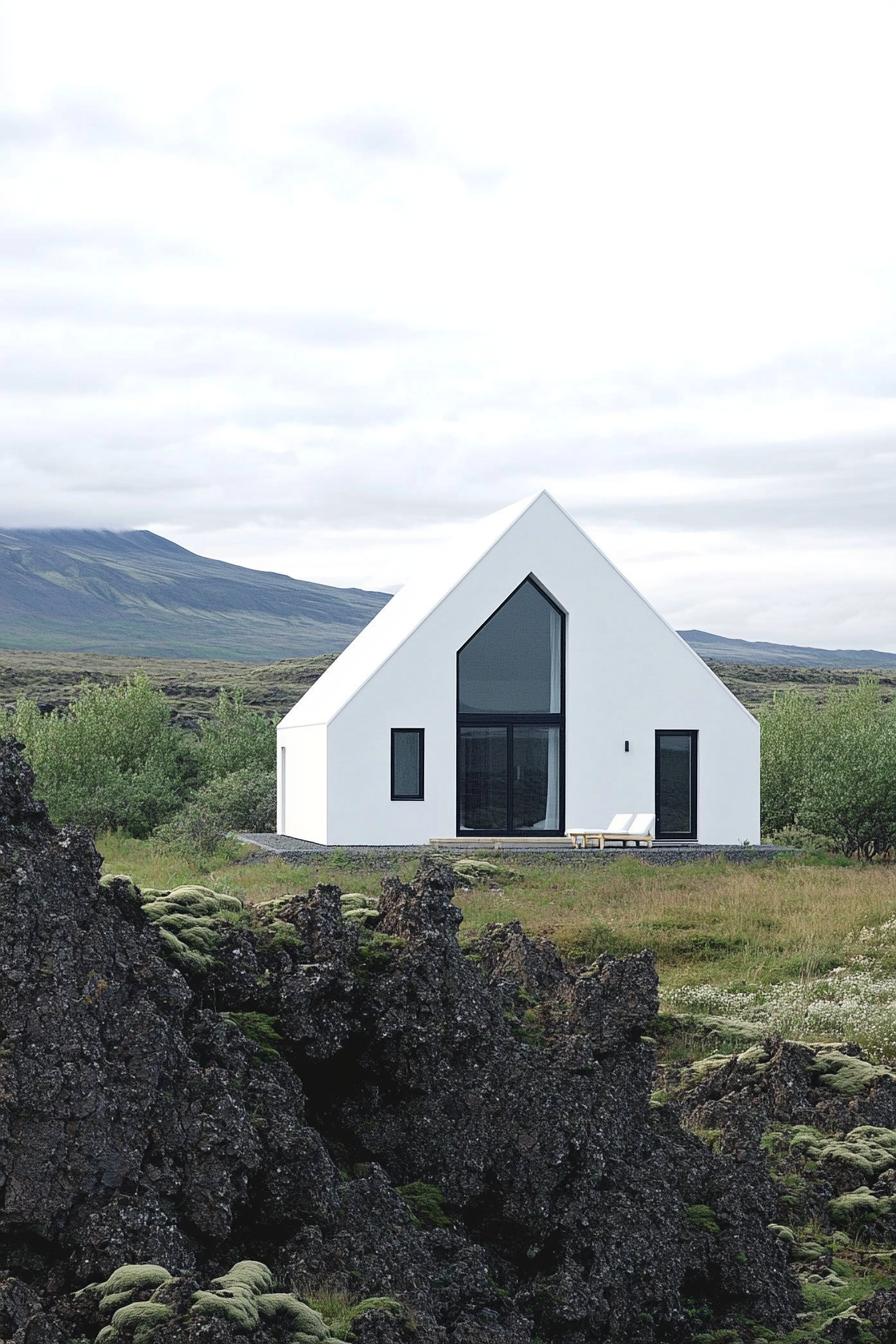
(353, 931, 405, 979)
(155, 927, 215, 974)
(257, 917, 303, 952)
(257, 1293, 330, 1336)
(452, 858, 518, 887)
(76, 1264, 172, 1305)
(809, 1049, 896, 1095)
(108, 1300, 174, 1343)
(829, 1186, 896, 1227)
(211, 1260, 275, 1294)
(680, 1053, 731, 1085)
(685, 1203, 721, 1234)
(137, 883, 246, 974)
(223, 1012, 284, 1060)
(397, 1180, 452, 1229)
(340, 893, 381, 927)
(78, 1258, 358, 1344)
(192, 1286, 260, 1329)
(686, 1125, 722, 1151)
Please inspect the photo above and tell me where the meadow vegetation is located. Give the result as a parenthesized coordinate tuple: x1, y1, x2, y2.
(5, 668, 896, 1057)
(98, 832, 896, 1059)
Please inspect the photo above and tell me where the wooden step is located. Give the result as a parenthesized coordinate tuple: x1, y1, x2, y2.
(428, 836, 570, 848)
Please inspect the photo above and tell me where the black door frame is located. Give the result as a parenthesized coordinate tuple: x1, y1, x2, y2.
(456, 575, 565, 837)
(655, 729, 698, 840)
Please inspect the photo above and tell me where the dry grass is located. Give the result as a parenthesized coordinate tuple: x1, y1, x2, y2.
(454, 855, 896, 988)
(97, 832, 415, 905)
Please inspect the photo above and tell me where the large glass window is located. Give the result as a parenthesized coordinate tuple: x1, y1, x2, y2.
(655, 731, 697, 839)
(458, 578, 562, 714)
(457, 578, 564, 835)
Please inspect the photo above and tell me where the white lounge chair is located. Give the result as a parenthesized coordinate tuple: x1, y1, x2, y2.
(567, 813, 632, 849)
(567, 813, 655, 850)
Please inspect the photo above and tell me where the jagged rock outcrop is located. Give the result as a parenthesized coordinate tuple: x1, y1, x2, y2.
(0, 738, 798, 1342)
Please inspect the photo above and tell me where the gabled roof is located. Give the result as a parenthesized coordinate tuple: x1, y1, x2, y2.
(278, 492, 544, 728)
(278, 489, 756, 729)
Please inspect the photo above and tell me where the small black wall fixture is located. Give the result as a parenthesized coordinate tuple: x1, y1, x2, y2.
(624, 740, 630, 752)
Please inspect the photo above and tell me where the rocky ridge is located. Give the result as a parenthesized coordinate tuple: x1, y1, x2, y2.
(0, 738, 806, 1342)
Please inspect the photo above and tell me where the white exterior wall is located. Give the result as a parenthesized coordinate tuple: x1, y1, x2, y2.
(278, 493, 760, 846)
(278, 723, 328, 844)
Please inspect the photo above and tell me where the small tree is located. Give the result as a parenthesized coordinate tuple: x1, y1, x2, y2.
(798, 679, 896, 858)
(195, 689, 275, 781)
(759, 688, 819, 834)
(760, 677, 896, 857)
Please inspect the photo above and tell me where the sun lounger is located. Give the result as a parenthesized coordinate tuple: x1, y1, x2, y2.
(567, 813, 655, 849)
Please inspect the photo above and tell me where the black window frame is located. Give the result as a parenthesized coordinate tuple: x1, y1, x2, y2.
(456, 575, 565, 837)
(391, 727, 425, 801)
(654, 729, 698, 840)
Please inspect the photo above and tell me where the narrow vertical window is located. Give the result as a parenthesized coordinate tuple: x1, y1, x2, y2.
(391, 728, 424, 800)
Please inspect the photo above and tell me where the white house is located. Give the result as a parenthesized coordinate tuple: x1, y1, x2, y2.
(277, 491, 759, 846)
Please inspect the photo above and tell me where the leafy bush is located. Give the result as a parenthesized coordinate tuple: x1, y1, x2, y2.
(1, 676, 195, 836)
(196, 689, 274, 781)
(156, 766, 276, 854)
(761, 678, 896, 857)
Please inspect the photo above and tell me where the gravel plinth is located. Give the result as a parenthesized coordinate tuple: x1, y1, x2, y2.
(234, 833, 792, 868)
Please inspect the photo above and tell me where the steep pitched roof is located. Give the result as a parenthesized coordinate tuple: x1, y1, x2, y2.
(279, 488, 756, 730)
(278, 492, 544, 728)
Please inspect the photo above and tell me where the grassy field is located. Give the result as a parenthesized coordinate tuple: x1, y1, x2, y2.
(5, 648, 894, 724)
(99, 834, 896, 1058)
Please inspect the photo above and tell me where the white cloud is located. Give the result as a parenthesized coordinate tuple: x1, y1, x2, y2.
(1, 0, 895, 649)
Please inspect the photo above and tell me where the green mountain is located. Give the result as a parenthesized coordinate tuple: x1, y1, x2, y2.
(0, 528, 390, 660)
(680, 628, 896, 670)
(2, 528, 894, 670)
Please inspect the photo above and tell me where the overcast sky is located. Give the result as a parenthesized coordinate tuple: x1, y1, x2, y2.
(2, 2, 896, 650)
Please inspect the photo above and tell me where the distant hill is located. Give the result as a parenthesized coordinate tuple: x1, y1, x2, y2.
(2, 527, 894, 670)
(680, 629, 896, 670)
(0, 529, 390, 660)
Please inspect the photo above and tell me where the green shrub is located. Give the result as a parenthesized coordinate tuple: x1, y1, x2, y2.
(1, 676, 195, 836)
(196, 689, 275, 781)
(155, 765, 275, 853)
(760, 679, 896, 857)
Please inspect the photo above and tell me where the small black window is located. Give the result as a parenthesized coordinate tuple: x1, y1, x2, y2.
(391, 728, 424, 800)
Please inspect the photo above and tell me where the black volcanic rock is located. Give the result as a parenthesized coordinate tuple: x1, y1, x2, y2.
(0, 738, 799, 1343)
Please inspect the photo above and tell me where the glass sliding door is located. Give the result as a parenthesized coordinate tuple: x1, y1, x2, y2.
(655, 731, 697, 839)
(512, 725, 560, 832)
(459, 727, 509, 832)
(457, 724, 562, 834)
